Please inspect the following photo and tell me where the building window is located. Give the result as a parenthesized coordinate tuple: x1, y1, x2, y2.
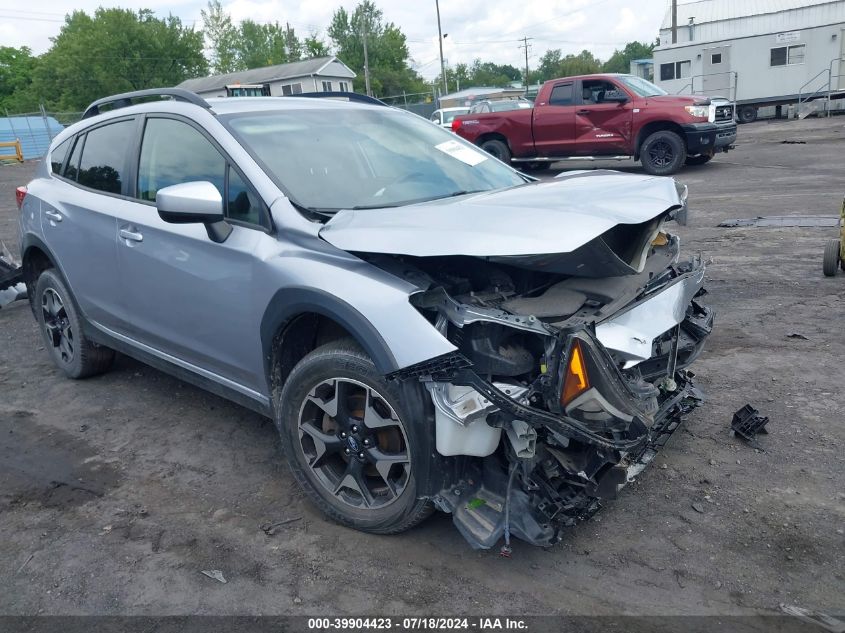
(321, 80, 332, 91)
(339, 81, 349, 92)
(711, 53, 722, 64)
(660, 60, 691, 81)
(282, 83, 303, 96)
(771, 44, 805, 67)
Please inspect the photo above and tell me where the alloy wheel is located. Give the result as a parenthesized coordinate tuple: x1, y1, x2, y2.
(297, 377, 411, 509)
(41, 287, 74, 364)
(648, 140, 674, 168)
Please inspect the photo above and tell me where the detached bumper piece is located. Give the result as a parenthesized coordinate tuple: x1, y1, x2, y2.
(436, 369, 704, 549)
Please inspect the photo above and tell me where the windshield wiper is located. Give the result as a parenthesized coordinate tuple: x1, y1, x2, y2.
(350, 189, 487, 210)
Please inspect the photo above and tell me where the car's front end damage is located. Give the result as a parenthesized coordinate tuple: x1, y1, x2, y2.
(320, 170, 713, 549)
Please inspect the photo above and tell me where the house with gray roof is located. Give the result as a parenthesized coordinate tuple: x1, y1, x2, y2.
(177, 56, 357, 98)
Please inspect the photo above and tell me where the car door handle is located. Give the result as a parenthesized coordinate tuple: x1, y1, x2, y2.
(119, 228, 143, 242)
(45, 210, 62, 222)
(577, 109, 591, 115)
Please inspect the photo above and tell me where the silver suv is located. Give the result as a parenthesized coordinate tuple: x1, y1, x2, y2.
(18, 88, 712, 549)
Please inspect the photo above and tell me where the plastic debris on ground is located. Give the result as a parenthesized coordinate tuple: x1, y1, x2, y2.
(731, 404, 770, 447)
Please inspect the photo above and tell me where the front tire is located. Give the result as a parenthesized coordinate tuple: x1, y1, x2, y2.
(34, 269, 114, 379)
(640, 130, 685, 175)
(275, 340, 433, 534)
(479, 139, 511, 163)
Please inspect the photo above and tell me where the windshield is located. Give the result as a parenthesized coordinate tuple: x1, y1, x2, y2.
(442, 109, 469, 123)
(224, 108, 525, 213)
(616, 75, 668, 97)
(488, 101, 531, 112)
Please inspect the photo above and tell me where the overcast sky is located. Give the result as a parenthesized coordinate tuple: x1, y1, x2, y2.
(0, 0, 670, 81)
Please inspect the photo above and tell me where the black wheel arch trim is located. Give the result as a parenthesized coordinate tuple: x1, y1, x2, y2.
(260, 286, 400, 392)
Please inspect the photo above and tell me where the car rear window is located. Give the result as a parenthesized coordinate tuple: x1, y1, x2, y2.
(76, 119, 135, 194)
(50, 138, 72, 175)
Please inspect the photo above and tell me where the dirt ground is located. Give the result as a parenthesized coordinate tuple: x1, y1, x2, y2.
(0, 117, 843, 618)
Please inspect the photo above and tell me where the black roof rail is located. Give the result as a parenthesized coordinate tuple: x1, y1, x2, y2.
(294, 91, 389, 107)
(82, 88, 211, 119)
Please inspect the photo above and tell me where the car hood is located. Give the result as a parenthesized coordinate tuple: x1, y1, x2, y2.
(644, 94, 711, 106)
(319, 171, 683, 267)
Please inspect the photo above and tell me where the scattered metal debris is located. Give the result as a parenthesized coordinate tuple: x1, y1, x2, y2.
(780, 604, 845, 633)
(16, 553, 34, 574)
(731, 405, 770, 446)
(691, 502, 705, 514)
(259, 516, 302, 536)
(0, 241, 25, 308)
(780, 140, 807, 145)
(200, 569, 227, 584)
(718, 215, 839, 228)
(787, 332, 809, 340)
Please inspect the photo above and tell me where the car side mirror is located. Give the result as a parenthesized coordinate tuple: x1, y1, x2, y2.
(603, 90, 629, 104)
(156, 181, 232, 243)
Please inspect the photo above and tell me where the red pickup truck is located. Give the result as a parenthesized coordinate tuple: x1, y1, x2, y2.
(452, 73, 735, 176)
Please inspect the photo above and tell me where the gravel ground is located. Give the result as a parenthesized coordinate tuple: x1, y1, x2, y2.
(0, 116, 843, 617)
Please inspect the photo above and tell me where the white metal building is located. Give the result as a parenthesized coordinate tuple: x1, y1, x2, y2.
(652, 0, 845, 119)
(177, 56, 356, 98)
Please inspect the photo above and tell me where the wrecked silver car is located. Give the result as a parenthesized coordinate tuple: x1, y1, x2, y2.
(19, 89, 712, 550)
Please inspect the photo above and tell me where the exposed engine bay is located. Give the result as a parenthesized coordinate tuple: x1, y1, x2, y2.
(320, 171, 713, 549)
(355, 207, 709, 549)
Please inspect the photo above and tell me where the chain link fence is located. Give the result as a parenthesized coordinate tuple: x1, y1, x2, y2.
(1, 107, 83, 162)
(379, 91, 438, 119)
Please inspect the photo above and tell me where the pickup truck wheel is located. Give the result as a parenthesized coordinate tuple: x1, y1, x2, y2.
(640, 130, 685, 176)
(684, 154, 712, 166)
(34, 269, 115, 379)
(480, 139, 511, 162)
(275, 340, 434, 535)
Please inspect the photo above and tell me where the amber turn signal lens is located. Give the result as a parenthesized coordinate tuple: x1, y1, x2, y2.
(561, 340, 590, 406)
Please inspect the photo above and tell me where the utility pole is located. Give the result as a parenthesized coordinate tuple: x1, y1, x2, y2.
(362, 16, 372, 97)
(435, 0, 448, 95)
(518, 36, 533, 90)
(671, 0, 678, 44)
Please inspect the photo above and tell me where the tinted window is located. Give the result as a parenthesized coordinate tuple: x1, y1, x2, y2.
(64, 135, 85, 181)
(227, 166, 268, 229)
(549, 84, 573, 106)
(660, 63, 675, 80)
(138, 118, 225, 202)
(50, 138, 71, 175)
(771, 47, 787, 66)
(77, 120, 134, 194)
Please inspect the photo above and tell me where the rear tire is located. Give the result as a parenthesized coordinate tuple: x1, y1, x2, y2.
(738, 106, 757, 124)
(685, 154, 713, 166)
(823, 239, 841, 276)
(640, 130, 686, 176)
(479, 139, 511, 163)
(275, 340, 434, 535)
(519, 161, 549, 172)
(34, 269, 115, 379)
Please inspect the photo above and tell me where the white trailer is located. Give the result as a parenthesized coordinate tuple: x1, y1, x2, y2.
(652, 0, 845, 122)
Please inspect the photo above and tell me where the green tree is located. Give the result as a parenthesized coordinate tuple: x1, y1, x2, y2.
(328, 1, 426, 97)
(0, 46, 40, 111)
(534, 49, 602, 82)
(32, 8, 207, 110)
(235, 20, 297, 69)
(303, 33, 331, 58)
(201, 0, 238, 74)
(602, 41, 655, 74)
